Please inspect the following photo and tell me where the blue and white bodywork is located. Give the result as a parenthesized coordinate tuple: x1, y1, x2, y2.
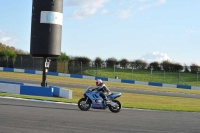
(78, 87, 122, 113)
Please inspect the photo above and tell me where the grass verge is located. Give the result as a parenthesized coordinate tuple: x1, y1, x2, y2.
(1, 71, 200, 112)
(1, 71, 200, 95)
(1, 87, 200, 112)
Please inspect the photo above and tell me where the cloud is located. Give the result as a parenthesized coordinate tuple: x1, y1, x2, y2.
(141, 51, 172, 63)
(118, 5, 134, 19)
(69, 8, 97, 19)
(66, 0, 109, 19)
(118, 0, 166, 19)
(66, 0, 166, 19)
(186, 29, 199, 34)
(101, 9, 109, 14)
(118, 9, 132, 19)
(0, 37, 18, 46)
(67, 0, 108, 8)
(139, 0, 166, 11)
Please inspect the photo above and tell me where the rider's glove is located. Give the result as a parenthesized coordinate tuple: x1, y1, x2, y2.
(89, 88, 95, 91)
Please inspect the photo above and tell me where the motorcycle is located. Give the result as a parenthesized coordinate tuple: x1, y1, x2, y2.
(78, 86, 122, 113)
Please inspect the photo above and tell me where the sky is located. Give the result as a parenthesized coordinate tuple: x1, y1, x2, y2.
(0, 0, 199, 65)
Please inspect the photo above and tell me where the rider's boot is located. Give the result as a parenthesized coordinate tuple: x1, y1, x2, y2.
(104, 98, 111, 105)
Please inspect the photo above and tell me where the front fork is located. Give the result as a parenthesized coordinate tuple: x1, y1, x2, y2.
(85, 97, 88, 103)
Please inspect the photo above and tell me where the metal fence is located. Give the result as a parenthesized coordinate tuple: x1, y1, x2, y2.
(0, 56, 200, 86)
(0, 56, 58, 72)
(54, 61, 200, 87)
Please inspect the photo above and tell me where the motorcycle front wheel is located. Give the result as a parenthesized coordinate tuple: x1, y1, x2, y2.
(108, 100, 121, 113)
(78, 98, 91, 111)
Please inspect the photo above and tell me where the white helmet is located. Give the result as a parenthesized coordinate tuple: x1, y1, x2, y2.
(96, 79, 103, 86)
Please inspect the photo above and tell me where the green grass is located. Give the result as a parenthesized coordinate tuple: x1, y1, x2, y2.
(1, 71, 200, 112)
(86, 68, 200, 86)
(1, 71, 200, 95)
(1, 88, 200, 112)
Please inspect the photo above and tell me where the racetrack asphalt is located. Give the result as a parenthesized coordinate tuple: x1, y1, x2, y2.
(0, 97, 200, 133)
(1, 76, 200, 99)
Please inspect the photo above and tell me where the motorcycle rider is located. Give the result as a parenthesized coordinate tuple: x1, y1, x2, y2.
(92, 79, 111, 104)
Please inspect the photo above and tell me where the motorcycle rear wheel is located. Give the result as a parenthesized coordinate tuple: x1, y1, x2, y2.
(108, 100, 121, 113)
(78, 98, 91, 111)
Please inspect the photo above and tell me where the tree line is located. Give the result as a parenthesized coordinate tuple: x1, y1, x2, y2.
(94, 57, 199, 73)
(0, 44, 199, 73)
(59, 54, 199, 73)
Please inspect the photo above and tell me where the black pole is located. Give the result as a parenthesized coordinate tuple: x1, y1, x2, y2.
(41, 57, 47, 87)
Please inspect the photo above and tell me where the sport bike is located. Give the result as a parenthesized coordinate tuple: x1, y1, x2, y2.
(78, 86, 122, 113)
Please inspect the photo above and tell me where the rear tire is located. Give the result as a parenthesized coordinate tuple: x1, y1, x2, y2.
(78, 98, 91, 111)
(108, 100, 121, 113)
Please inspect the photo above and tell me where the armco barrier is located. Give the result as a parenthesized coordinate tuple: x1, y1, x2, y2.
(14, 68, 24, 73)
(20, 85, 54, 97)
(83, 75, 95, 80)
(162, 84, 177, 88)
(0, 80, 24, 85)
(59, 73, 70, 77)
(0, 80, 23, 94)
(95, 76, 108, 81)
(121, 79, 135, 84)
(148, 82, 162, 87)
(36, 70, 42, 74)
(70, 74, 83, 79)
(108, 78, 121, 83)
(25, 69, 36, 74)
(53, 86, 60, 97)
(0, 80, 72, 99)
(177, 84, 191, 89)
(1, 67, 200, 90)
(47, 72, 58, 76)
(59, 88, 72, 98)
(51, 86, 72, 99)
(3, 67, 14, 72)
(135, 81, 149, 85)
(0, 83, 21, 94)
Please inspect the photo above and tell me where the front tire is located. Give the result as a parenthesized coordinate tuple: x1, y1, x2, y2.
(108, 100, 121, 113)
(78, 98, 91, 111)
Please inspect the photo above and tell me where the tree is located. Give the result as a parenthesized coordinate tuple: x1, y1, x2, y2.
(0, 44, 29, 55)
(140, 60, 148, 69)
(190, 63, 199, 73)
(148, 61, 160, 70)
(129, 61, 135, 69)
(69, 56, 91, 66)
(119, 58, 129, 69)
(106, 57, 118, 67)
(171, 62, 183, 72)
(161, 61, 183, 72)
(0, 49, 17, 60)
(132, 59, 147, 69)
(0, 43, 6, 50)
(56, 52, 70, 73)
(94, 57, 103, 68)
(183, 64, 190, 72)
(68, 56, 91, 74)
(57, 52, 70, 62)
(160, 60, 171, 71)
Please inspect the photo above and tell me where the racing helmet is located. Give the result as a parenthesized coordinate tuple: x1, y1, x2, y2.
(96, 79, 103, 86)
